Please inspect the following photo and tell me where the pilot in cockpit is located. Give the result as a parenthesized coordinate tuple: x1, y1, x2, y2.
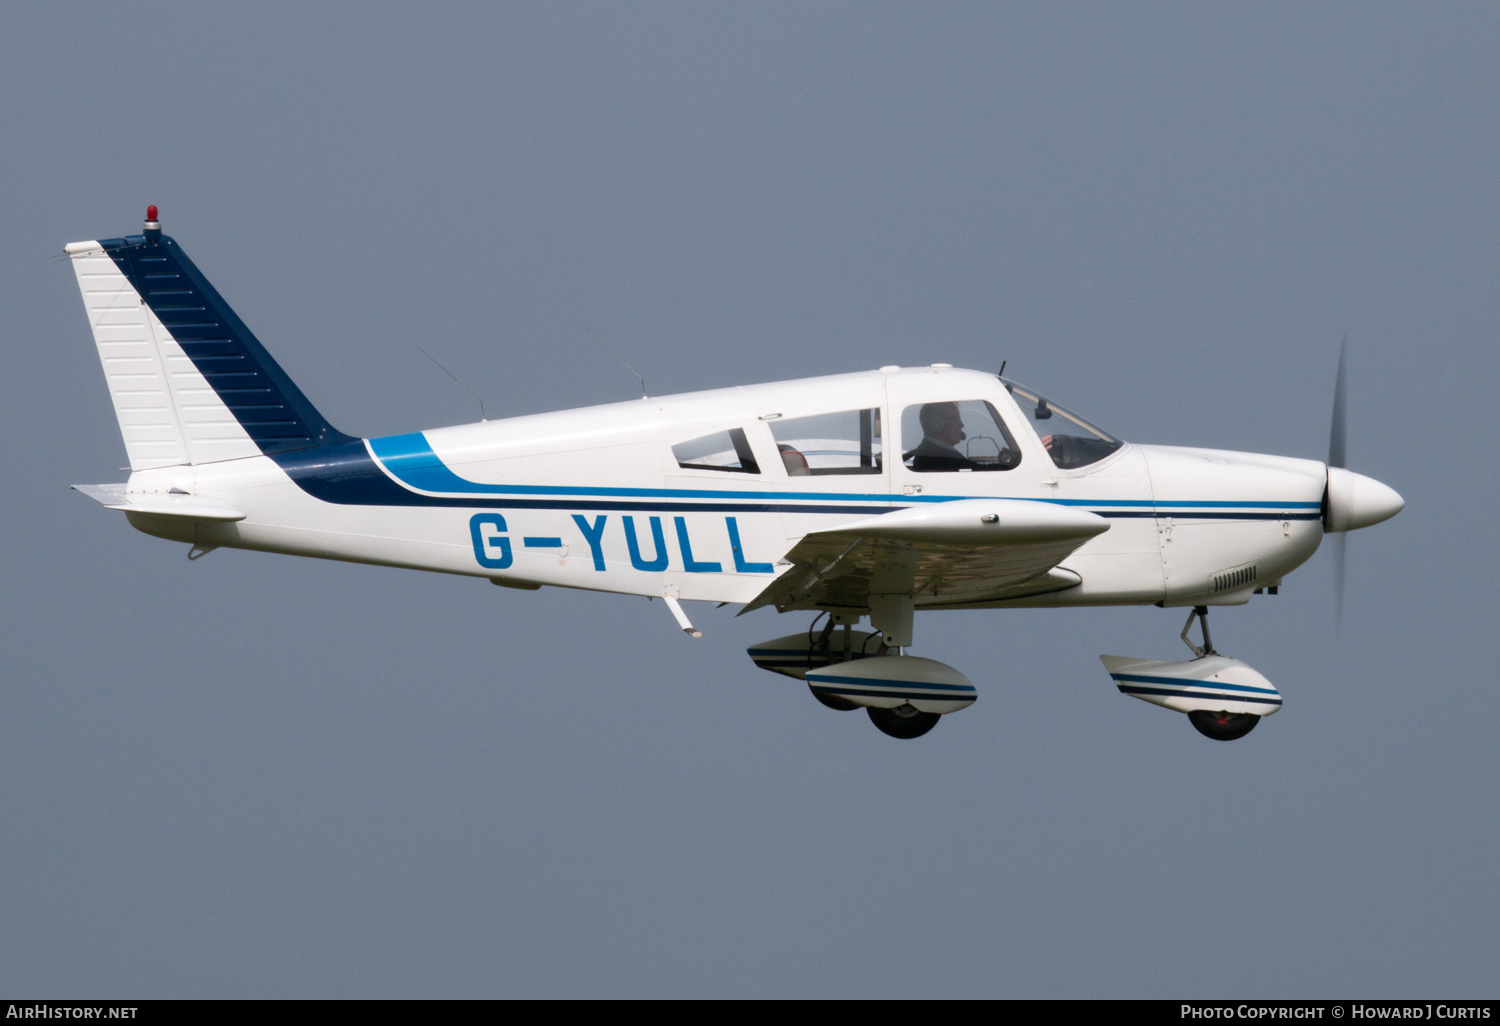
(906, 402, 981, 471)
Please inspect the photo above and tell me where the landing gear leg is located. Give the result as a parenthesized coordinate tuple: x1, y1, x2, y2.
(868, 594, 914, 652)
(1177, 606, 1259, 740)
(1180, 605, 1218, 659)
(864, 595, 941, 736)
(807, 612, 861, 711)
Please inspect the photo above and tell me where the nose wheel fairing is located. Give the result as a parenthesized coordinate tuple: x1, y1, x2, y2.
(1100, 653, 1282, 718)
(1098, 604, 1278, 738)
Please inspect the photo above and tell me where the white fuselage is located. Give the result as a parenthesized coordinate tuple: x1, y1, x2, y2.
(120, 367, 1327, 612)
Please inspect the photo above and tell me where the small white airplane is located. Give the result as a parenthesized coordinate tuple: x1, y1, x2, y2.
(65, 208, 1404, 741)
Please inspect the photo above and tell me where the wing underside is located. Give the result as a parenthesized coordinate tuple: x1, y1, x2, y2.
(742, 498, 1109, 613)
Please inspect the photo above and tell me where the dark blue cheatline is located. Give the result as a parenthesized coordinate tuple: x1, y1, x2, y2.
(808, 684, 977, 702)
(1108, 672, 1279, 696)
(1114, 683, 1283, 707)
(277, 435, 1322, 522)
(1109, 672, 1283, 707)
(809, 673, 977, 693)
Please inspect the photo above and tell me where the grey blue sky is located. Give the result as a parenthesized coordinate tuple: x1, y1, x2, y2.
(1, 2, 1495, 997)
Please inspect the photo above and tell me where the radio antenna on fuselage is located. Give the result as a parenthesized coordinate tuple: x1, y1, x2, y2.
(415, 343, 487, 422)
(581, 322, 647, 399)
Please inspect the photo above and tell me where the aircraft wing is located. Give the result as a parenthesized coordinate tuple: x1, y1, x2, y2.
(741, 498, 1109, 613)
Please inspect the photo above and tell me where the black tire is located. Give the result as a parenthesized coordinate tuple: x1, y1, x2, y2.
(810, 687, 859, 711)
(1188, 710, 1260, 741)
(867, 705, 941, 739)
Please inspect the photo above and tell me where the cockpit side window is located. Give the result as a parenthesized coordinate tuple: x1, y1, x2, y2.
(900, 400, 1021, 472)
(672, 427, 761, 474)
(768, 409, 882, 476)
(1002, 379, 1124, 470)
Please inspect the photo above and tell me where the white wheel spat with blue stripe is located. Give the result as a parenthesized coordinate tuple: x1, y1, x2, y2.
(1100, 654, 1282, 718)
(806, 656, 978, 715)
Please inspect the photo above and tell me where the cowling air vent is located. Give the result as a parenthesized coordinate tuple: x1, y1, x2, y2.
(1211, 563, 1258, 593)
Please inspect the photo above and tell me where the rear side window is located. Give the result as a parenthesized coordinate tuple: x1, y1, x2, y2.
(672, 428, 761, 474)
(769, 409, 882, 476)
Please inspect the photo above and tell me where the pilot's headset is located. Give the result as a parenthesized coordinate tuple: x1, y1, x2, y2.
(919, 402, 966, 441)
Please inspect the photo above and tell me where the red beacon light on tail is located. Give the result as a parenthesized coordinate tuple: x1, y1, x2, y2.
(143, 205, 161, 240)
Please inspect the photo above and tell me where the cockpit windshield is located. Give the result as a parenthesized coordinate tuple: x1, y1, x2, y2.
(1002, 379, 1124, 470)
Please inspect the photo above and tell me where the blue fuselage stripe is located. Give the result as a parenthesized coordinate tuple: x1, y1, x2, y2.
(1115, 683, 1282, 706)
(808, 674, 976, 693)
(269, 432, 1321, 522)
(321, 432, 1319, 518)
(809, 684, 978, 701)
(1109, 672, 1279, 696)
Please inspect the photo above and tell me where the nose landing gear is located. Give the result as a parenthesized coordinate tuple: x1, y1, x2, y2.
(1100, 605, 1282, 742)
(1180, 605, 1217, 658)
(1179, 606, 1257, 739)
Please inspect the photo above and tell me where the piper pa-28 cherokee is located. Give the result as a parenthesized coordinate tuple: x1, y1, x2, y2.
(66, 208, 1404, 741)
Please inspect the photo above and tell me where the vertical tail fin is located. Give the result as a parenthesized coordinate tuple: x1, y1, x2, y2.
(67, 208, 351, 470)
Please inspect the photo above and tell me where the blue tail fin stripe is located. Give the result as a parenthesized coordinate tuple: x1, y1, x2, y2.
(99, 232, 352, 455)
